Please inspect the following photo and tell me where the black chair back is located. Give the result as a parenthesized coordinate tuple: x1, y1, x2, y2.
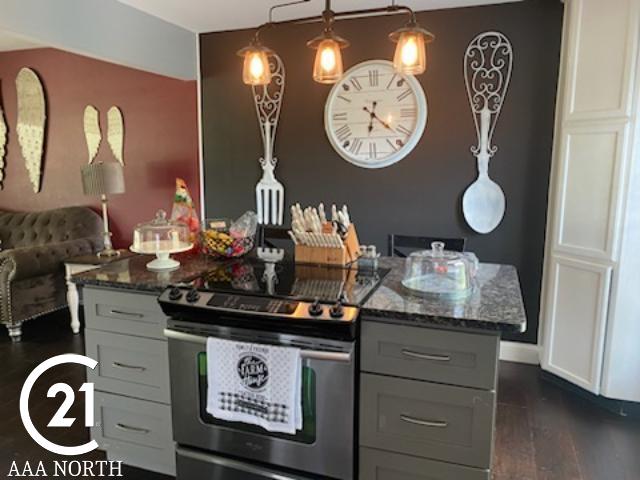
(259, 225, 291, 249)
(389, 234, 466, 257)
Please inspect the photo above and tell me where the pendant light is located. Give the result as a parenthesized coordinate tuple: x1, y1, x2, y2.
(389, 14, 434, 75)
(307, 2, 349, 84)
(238, 33, 273, 86)
(238, 1, 435, 86)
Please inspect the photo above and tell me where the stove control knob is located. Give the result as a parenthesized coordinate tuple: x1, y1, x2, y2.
(186, 289, 201, 303)
(308, 299, 323, 317)
(168, 287, 183, 301)
(329, 301, 345, 319)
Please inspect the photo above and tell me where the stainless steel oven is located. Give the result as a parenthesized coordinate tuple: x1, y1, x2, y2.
(164, 320, 355, 480)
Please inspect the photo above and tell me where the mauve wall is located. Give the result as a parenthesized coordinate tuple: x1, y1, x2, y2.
(0, 48, 199, 247)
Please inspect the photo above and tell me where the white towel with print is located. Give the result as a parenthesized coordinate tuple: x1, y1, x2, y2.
(206, 337, 302, 434)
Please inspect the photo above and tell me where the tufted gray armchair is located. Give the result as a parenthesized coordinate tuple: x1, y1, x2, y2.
(0, 207, 103, 341)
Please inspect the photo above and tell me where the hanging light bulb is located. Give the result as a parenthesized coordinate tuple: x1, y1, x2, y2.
(389, 17, 434, 75)
(307, 7, 349, 84)
(237, 34, 273, 86)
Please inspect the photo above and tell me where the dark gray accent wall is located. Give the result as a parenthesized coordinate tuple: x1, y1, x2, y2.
(200, 0, 563, 343)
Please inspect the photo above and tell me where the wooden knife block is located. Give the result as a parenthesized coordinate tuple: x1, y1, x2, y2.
(295, 224, 361, 266)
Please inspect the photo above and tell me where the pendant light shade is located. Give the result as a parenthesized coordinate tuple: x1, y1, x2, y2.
(238, 42, 273, 86)
(308, 32, 349, 84)
(390, 23, 434, 75)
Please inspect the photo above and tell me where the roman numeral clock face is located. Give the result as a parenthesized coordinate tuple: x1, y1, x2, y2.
(324, 60, 428, 168)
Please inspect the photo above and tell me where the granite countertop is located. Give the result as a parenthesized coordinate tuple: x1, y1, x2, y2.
(72, 252, 526, 334)
(363, 257, 527, 333)
(71, 251, 220, 292)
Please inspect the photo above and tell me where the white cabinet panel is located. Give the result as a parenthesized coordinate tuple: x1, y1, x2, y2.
(566, 0, 638, 119)
(556, 125, 626, 258)
(542, 256, 611, 393)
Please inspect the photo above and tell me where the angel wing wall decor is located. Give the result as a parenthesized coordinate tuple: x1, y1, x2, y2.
(0, 103, 7, 189)
(16, 67, 46, 193)
(84, 105, 102, 163)
(83, 105, 101, 164)
(107, 106, 124, 165)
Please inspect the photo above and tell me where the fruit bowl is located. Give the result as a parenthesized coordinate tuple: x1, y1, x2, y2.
(200, 217, 256, 259)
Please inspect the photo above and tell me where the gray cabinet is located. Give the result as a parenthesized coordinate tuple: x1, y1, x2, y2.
(359, 319, 499, 479)
(83, 287, 175, 476)
(360, 448, 489, 480)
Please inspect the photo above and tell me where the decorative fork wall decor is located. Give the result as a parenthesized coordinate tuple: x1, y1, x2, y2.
(253, 54, 285, 225)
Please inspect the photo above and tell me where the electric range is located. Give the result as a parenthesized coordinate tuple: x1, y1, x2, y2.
(158, 258, 385, 480)
(158, 258, 386, 340)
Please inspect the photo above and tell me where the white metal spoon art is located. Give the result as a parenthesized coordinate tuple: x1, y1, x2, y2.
(462, 32, 513, 234)
(253, 54, 285, 225)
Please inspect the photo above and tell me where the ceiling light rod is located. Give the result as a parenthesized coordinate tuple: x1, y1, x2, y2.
(255, 0, 418, 35)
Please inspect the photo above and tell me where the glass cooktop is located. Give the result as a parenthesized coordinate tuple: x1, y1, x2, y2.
(190, 257, 386, 307)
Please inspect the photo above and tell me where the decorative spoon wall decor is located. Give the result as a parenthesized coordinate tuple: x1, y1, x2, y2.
(107, 106, 124, 165)
(0, 103, 6, 189)
(16, 67, 46, 193)
(462, 32, 513, 234)
(253, 53, 285, 225)
(83, 105, 101, 163)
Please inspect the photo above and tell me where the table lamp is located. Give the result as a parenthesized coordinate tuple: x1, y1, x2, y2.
(81, 162, 125, 257)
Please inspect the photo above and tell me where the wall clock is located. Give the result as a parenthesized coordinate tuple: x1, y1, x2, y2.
(324, 60, 427, 169)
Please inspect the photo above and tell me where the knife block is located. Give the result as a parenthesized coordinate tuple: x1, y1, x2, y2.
(294, 224, 361, 266)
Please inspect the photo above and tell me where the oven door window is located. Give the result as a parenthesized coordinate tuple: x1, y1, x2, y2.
(197, 352, 316, 444)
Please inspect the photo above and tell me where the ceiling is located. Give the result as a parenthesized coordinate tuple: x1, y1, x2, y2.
(117, 0, 521, 33)
(0, 30, 41, 52)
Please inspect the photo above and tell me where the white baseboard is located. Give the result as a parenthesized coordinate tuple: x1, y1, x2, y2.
(499, 340, 540, 365)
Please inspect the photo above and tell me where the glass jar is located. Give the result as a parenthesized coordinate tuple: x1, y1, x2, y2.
(401, 242, 478, 300)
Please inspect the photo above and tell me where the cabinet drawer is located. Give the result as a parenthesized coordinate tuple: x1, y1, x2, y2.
(361, 321, 499, 390)
(92, 391, 175, 476)
(85, 330, 170, 403)
(360, 447, 489, 480)
(360, 374, 495, 469)
(84, 288, 167, 339)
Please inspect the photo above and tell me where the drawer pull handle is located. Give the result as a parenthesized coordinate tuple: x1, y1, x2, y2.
(115, 423, 150, 434)
(109, 309, 144, 318)
(401, 349, 451, 362)
(400, 414, 448, 429)
(112, 362, 146, 372)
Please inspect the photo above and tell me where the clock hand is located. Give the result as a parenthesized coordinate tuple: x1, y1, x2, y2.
(372, 113, 393, 130)
(363, 106, 375, 135)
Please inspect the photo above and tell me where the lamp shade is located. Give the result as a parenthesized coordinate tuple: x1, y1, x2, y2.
(81, 162, 125, 196)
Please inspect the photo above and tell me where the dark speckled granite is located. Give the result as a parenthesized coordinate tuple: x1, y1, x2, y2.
(72, 253, 526, 334)
(71, 251, 220, 293)
(362, 257, 527, 333)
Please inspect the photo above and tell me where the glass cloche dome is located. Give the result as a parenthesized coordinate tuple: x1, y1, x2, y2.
(130, 210, 193, 271)
(401, 242, 478, 301)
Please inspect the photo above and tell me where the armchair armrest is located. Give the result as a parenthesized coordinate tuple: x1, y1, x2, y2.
(0, 237, 102, 282)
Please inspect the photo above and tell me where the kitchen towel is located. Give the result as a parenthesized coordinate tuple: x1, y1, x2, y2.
(206, 337, 302, 434)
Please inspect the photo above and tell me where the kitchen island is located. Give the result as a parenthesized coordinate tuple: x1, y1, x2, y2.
(73, 252, 526, 480)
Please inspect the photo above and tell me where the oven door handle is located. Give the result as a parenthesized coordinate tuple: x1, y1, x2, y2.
(176, 446, 309, 479)
(163, 328, 352, 363)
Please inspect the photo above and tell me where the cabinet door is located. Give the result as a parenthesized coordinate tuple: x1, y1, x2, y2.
(539, 0, 639, 395)
(541, 256, 611, 393)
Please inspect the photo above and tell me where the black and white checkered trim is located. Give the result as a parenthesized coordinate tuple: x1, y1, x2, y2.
(218, 392, 289, 423)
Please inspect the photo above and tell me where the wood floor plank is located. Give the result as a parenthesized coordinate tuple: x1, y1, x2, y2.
(563, 394, 627, 480)
(524, 372, 584, 480)
(493, 403, 537, 480)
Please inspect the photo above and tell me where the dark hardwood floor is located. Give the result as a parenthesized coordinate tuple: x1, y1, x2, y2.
(1, 312, 639, 480)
